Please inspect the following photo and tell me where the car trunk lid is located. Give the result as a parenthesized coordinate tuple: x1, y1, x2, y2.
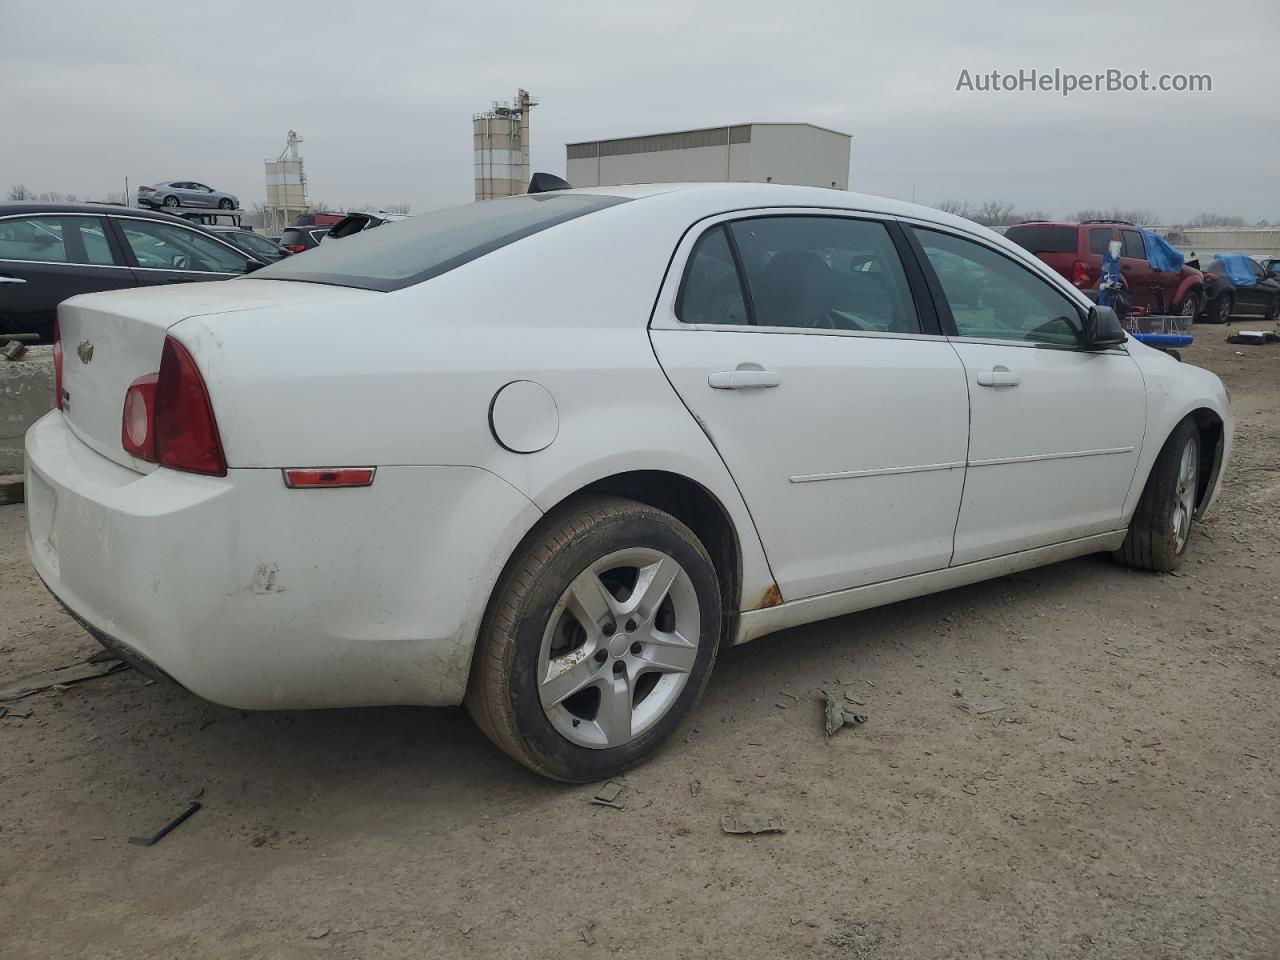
(57, 279, 376, 470)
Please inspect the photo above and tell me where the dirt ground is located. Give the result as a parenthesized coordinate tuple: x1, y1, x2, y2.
(2, 331, 1277, 960)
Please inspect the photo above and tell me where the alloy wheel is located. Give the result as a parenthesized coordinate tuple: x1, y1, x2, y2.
(537, 547, 700, 749)
(1171, 438, 1198, 553)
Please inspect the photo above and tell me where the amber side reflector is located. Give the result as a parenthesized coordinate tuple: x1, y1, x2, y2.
(282, 467, 376, 489)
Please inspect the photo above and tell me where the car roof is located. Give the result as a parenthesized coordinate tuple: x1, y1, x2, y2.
(0, 201, 208, 223)
(562, 181, 1020, 246)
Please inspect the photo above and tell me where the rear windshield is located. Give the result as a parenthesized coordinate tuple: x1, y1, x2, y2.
(1004, 225, 1078, 255)
(252, 193, 629, 291)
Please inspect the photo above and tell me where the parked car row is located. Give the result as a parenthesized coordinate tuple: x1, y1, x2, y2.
(0, 203, 267, 342)
(1004, 218, 1280, 323)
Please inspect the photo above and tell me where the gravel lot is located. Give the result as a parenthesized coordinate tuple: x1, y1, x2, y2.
(1, 332, 1277, 960)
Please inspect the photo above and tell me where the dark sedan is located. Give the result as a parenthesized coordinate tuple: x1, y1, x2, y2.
(1199, 254, 1280, 324)
(205, 225, 290, 262)
(0, 202, 259, 343)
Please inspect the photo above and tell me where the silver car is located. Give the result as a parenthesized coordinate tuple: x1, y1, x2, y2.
(137, 180, 239, 211)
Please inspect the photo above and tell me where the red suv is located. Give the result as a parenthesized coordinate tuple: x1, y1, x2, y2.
(1004, 220, 1204, 318)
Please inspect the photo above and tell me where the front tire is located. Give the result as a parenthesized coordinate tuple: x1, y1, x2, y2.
(1115, 420, 1200, 572)
(1267, 296, 1279, 323)
(1178, 292, 1201, 320)
(162, 194, 179, 208)
(466, 495, 722, 782)
(218, 198, 234, 210)
(1207, 294, 1232, 324)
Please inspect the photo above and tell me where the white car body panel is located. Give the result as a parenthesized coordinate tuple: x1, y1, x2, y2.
(947, 340, 1146, 564)
(23, 182, 1233, 710)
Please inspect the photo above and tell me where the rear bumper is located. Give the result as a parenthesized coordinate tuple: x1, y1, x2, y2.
(24, 411, 542, 709)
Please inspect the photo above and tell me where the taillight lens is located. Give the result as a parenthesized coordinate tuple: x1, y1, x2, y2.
(283, 243, 306, 253)
(153, 336, 227, 476)
(121, 374, 158, 460)
(1070, 260, 1089, 287)
(1202, 272, 1217, 282)
(53, 317, 64, 410)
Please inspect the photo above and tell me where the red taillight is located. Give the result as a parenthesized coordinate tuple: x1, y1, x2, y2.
(1202, 272, 1217, 282)
(121, 374, 158, 460)
(53, 317, 64, 410)
(139, 186, 155, 192)
(283, 467, 376, 489)
(282, 243, 306, 254)
(152, 336, 227, 476)
(1070, 260, 1089, 288)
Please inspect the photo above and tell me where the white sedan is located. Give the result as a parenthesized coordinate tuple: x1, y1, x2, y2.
(24, 183, 1232, 781)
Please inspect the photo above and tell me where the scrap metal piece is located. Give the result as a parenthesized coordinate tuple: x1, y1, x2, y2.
(128, 802, 202, 847)
(0, 658, 127, 702)
(720, 814, 785, 835)
(824, 692, 868, 736)
(590, 780, 625, 809)
(956, 697, 1008, 716)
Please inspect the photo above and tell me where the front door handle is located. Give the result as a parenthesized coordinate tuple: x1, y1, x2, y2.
(0, 276, 27, 285)
(708, 369, 781, 390)
(976, 369, 1020, 388)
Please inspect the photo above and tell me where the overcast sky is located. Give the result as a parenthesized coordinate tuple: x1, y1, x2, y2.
(2, 0, 1277, 222)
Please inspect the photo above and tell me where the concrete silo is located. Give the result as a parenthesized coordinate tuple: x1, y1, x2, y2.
(264, 131, 308, 233)
(474, 90, 536, 200)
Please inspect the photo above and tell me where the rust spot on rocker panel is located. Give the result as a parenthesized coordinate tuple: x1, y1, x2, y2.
(757, 584, 783, 609)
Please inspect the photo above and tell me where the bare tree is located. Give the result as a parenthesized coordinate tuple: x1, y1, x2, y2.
(310, 200, 333, 214)
(934, 199, 974, 219)
(972, 201, 1020, 228)
(7, 184, 32, 200)
(1188, 212, 1246, 228)
(1068, 206, 1156, 225)
(104, 190, 128, 205)
(382, 202, 411, 215)
(1018, 210, 1053, 223)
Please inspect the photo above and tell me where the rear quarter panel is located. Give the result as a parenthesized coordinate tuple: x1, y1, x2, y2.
(174, 198, 778, 610)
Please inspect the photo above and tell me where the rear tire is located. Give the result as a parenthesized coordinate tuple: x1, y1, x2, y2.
(1207, 294, 1232, 324)
(1115, 420, 1200, 572)
(1177, 292, 1201, 320)
(162, 194, 179, 208)
(466, 495, 722, 782)
(1267, 296, 1279, 323)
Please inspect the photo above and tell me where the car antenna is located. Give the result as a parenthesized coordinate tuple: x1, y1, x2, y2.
(528, 173, 572, 194)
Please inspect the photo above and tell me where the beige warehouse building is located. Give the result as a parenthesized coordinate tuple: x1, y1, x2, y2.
(566, 122, 851, 190)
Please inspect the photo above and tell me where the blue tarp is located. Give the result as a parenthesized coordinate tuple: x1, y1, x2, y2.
(1213, 252, 1257, 286)
(1140, 228, 1184, 273)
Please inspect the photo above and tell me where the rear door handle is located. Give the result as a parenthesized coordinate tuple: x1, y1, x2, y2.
(0, 276, 27, 285)
(976, 370, 1020, 388)
(708, 369, 781, 390)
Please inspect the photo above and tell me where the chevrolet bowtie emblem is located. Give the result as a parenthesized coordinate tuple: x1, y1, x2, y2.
(77, 340, 94, 364)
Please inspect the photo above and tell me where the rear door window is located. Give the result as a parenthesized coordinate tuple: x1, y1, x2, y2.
(677, 226, 748, 325)
(1088, 228, 1114, 254)
(723, 216, 921, 333)
(1121, 230, 1146, 259)
(1003, 225, 1078, 255)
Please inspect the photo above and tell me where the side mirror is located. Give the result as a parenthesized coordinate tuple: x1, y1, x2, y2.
(1083, 305, 1127, 349)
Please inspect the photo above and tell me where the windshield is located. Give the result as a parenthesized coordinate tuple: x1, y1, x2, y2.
(251, 193, 629, 291)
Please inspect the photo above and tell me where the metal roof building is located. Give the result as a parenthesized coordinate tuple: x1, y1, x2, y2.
(566, 122, 851, 190)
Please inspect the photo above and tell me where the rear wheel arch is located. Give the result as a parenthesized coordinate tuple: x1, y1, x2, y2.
(572, 470, 743, 641)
